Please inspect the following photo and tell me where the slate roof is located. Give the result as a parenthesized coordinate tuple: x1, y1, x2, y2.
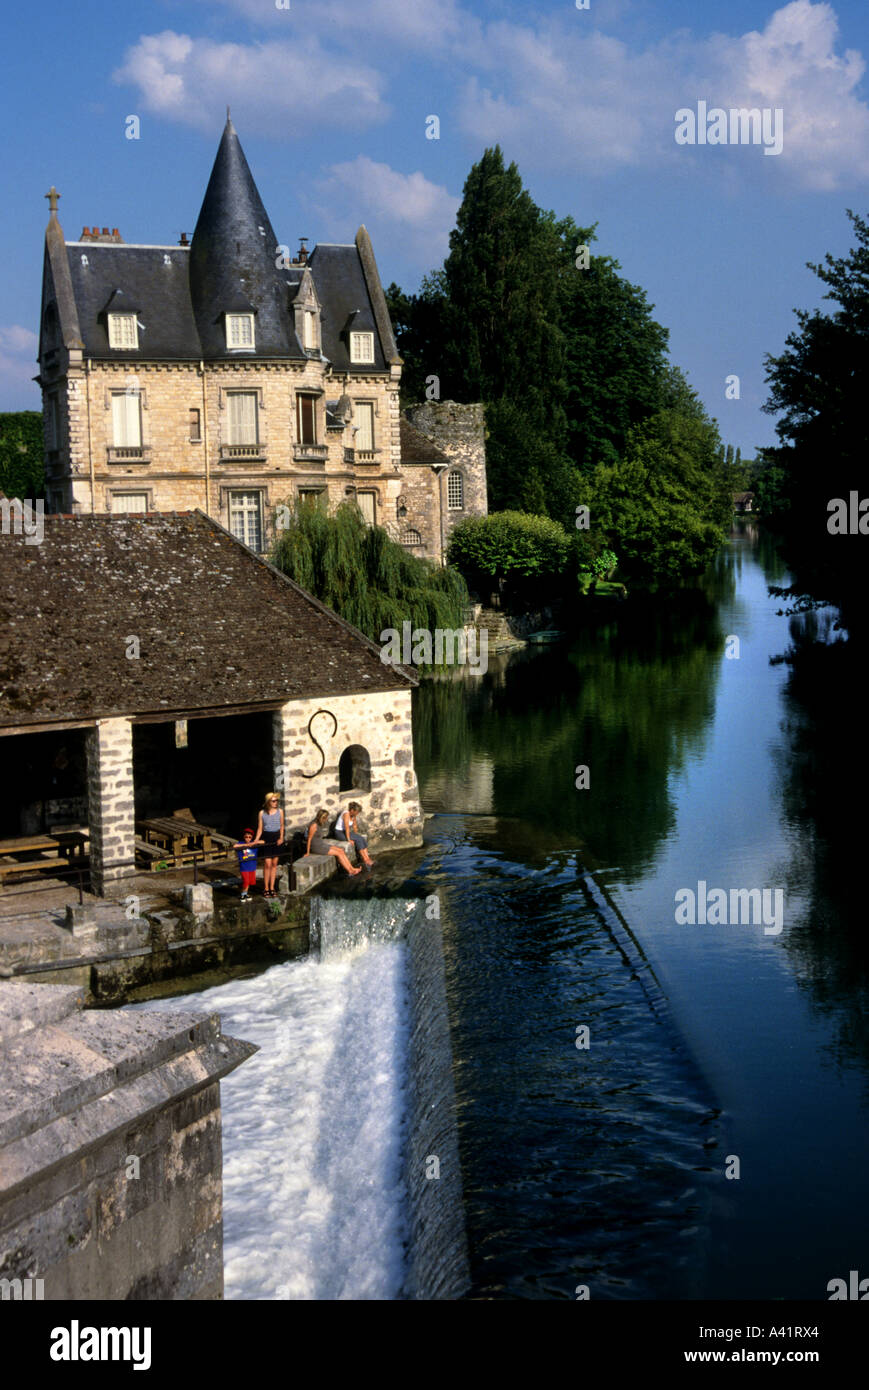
(0, 512, 415, 730)
(50, 119, 397, 368)
(307, 244, 388, 373)
(400, 416, 451, 466)
(66, 244, 201, 360)
(188, 117, 303, 360)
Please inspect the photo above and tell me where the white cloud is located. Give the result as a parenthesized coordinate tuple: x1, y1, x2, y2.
(312, 158, 459, 265)
(0, 325, 40, 409)
(454, 1, 869, 188)
(112, 30, 389, 134)
(112, 4, 869, 190)
(200, 0, 474, 53)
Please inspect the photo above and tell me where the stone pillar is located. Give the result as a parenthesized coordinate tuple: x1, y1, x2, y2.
(272, 703, 295, 801)
(86, 717, 135, 894)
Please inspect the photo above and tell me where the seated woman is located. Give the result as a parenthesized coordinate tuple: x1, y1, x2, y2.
(333, 801, 374, 868)
(306, 809, 361, 876)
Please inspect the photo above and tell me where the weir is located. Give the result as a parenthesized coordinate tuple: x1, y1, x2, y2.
(310, 895, 471, 1300)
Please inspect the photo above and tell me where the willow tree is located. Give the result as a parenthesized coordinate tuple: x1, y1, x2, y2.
(269, 500, 469, 647)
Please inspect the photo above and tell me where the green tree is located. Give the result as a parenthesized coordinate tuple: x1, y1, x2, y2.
(556, 217, 670, 476)
(586, 404, 730, 584)
(763, 209, 869, 631)
(0, 412, 43, 501)
(269, 500, 468, 649)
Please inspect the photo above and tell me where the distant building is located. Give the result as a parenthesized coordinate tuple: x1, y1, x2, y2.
(36, 119, 486, 561)
(0, 511, 422, 893)
(733, 491, 755, 513)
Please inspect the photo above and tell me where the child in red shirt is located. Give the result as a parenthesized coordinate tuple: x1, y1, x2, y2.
(233, 827, 262, 900)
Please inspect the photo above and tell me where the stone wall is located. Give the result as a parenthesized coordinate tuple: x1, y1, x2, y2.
(0, 980, 255, 1300)
(86, 717, 135, 893)
(273, 689, 423, 848)
(404, 402, 488, 553)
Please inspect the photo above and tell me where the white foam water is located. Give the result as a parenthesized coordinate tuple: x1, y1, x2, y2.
(135, 938, 411, 1300)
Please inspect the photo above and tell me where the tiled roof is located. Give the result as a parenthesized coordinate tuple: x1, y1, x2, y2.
(0, 512, 415, 730)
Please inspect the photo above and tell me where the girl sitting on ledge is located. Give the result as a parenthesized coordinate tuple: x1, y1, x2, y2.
(306, 809, 361, 876)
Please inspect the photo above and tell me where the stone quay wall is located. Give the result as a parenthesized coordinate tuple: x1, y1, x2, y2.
(0, 980, 255, 1300)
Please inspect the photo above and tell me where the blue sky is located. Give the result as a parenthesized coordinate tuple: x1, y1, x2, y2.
(3, 0, 869, 458)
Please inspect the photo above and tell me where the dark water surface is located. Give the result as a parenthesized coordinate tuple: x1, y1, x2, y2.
(402, 526, 869, 1300)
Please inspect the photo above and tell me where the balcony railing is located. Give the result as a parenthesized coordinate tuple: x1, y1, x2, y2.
(107, 446, 148, 463)
(293, 443, 328, 463)
(220, 443, 266, 461)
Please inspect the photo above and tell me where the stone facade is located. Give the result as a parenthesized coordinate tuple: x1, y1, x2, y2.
(38, 124, 487, 561)
(404, 401, 488, 554)
(85, 717, 135, 893)
(43, 356, 408, 548)
(273, 689, 422, 848)
(0, 980, 255, 1300)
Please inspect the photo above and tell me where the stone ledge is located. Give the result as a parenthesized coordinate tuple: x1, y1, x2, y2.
(0, 1031, 254, 1203)
(0, 998, 252, 1150)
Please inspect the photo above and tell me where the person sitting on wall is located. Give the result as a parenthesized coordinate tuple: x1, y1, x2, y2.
(333, 801, 374, 869)
(256, 792, 284, 899)
(306, 808, 361, 876)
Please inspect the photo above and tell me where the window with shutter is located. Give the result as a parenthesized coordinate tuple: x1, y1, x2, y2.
(111, 393, 142, 447)
(227, 393, 258, 446)
(113, 492, 149, 514)
(356, 491, 376, 525)
(304, 310, 317, 350)
(296, 394, 317, 445)
(354, 402, 374, 452)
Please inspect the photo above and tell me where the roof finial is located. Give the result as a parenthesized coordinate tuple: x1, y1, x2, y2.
(45, 186, 60, 214)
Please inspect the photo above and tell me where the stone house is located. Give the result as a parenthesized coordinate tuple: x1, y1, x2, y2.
(36, 117, 486, 562)
(0, 511, 422, 894)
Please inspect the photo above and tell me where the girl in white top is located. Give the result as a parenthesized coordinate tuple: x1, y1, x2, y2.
(333, 801, 374, 868)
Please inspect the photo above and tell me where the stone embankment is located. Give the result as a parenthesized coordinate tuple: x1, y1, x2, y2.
(471, 606, 560, 652)
(0, 979, 255, 1299)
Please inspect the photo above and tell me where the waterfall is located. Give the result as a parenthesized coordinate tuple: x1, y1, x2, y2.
(310, 894, 471, 1300)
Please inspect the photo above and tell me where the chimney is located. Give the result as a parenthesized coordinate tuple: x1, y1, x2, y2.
(297, 237, 308, 264)
(79, 226, 125, 243)
(179, 231, 189, 247)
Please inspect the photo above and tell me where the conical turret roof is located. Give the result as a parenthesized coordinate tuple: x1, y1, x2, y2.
(189, 117, 299, 357)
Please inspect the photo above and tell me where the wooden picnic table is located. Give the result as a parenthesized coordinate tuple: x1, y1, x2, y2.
(0, 831, 87, 860)
(0, 831, 88, 887)
(138, 816, 215, 856)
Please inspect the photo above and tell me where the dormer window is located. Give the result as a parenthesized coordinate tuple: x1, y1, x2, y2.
(303, 309, 318, 352)
(226, 313, 255, 350)
(108, 313, 138, 350)
(350, 331, 374, 364)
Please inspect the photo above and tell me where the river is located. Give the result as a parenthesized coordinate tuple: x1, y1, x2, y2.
(399, 521, 869, 1299)
(138, 523, 869, 1299)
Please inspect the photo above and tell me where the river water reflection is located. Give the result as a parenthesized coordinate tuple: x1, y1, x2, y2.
(409, 525, 869, 1300)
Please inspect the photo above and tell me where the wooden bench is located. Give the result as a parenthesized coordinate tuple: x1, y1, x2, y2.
(0, 856, 67, 885)
(134, 838, 169, 870)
